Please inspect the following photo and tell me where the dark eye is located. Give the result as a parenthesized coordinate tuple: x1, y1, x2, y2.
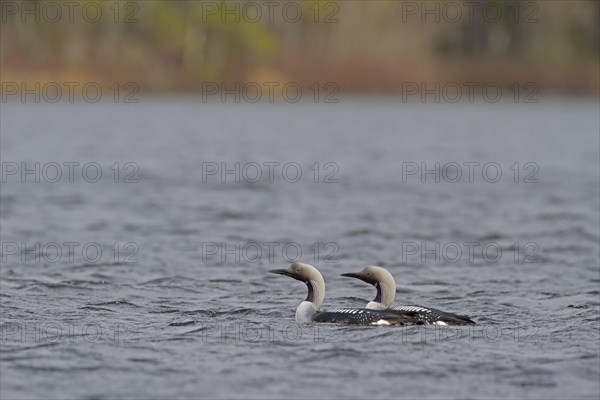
(296, 268, 301, 272)
(367, 272, 371, 276)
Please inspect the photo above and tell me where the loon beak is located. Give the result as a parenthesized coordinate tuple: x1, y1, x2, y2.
(341, 272, 375, 285)
(269, 268, 293, 277)
(269, 268, 305, 282)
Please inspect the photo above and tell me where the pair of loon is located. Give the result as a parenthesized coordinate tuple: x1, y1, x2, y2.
(270, 262, 475, 326)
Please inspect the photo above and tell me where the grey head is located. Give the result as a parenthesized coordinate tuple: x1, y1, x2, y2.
(341, 265, 396, 309)
(269, 262, 325, 310)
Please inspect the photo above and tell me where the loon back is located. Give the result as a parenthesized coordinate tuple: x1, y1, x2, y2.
(391, 305, 476, 325)
(312, 308, 415, 326)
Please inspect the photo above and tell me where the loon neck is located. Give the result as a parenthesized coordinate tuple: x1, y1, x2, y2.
(373, 281, 395, 309)
(295, 272, 325, 322)
(305, 277, 325, 310)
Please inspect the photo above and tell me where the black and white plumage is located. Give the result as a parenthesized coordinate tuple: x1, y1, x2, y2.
(269, 262, 412, 325)
(313, 308, 414, 326)
(341, 266, 475, 325)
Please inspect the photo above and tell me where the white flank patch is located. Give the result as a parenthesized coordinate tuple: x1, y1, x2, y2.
(432, 321, 448, 326)
(371, 319, 391, 326)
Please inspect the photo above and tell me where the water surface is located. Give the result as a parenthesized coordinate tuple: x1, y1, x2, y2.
(1, 98, 599, 399)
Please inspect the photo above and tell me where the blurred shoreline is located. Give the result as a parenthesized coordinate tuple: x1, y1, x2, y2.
(2, 59, 599, 95)
(1, 0, 599, 95)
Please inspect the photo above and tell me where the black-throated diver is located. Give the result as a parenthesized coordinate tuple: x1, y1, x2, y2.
(341, 266, 475, 325)
(269, 262, 412, 325)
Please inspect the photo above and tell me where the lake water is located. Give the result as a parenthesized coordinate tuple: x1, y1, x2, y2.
(1, 98, 599, 399)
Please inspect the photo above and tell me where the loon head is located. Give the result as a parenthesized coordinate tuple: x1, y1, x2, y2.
(341, 266, 396, 310)
(269, 262, 325, 311)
